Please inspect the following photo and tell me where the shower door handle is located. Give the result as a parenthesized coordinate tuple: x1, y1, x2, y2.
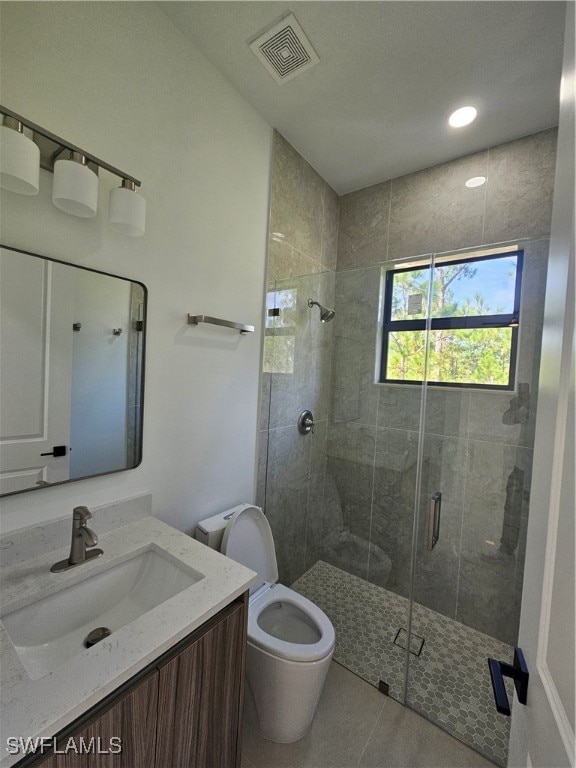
(488, 647, 529, 716)
(427, 492, 441, 550)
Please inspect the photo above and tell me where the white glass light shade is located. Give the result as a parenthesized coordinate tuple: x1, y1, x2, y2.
(0, 125, 40, 195)
(52, 158, 98, 218)
(109, 185, 146, 237)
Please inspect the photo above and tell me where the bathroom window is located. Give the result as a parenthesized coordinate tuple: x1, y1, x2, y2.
(380, 250, 523, 389)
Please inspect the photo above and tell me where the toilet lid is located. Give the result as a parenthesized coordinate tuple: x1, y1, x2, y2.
(221, 505, 278, 594)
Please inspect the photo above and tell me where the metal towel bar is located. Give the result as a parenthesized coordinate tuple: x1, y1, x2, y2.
(187, 314, 255, 335)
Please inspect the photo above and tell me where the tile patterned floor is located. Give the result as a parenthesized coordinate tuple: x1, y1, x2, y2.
(292, 561, 514, 767)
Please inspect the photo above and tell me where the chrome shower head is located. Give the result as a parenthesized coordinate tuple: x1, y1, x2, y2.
(320, 306, 336, 323)
(308, 299, 335, 323)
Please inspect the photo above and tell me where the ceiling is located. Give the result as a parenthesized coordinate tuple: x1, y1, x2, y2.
(160, 1, 566, 194)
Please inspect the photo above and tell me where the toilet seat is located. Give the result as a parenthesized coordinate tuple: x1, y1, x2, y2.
(221, 505, 335, 663)
(248, 583, 335, 663)
(221, 504, 278, 595)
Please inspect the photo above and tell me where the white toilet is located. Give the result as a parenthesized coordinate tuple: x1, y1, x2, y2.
(196, 504, 336, 743)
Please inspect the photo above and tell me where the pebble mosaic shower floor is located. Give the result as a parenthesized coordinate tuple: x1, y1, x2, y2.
(292, 560, 515, 767)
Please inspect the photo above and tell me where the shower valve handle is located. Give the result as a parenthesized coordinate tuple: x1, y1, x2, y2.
(298, 410, 315, 435)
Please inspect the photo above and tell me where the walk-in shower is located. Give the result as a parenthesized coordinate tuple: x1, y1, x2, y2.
(259, 128, 555, 767)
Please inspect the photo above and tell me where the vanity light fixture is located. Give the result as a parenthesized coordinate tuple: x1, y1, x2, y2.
(0, 116, 40, 195)
(0, 105, 145, 235)
(109, 179, 146, 237)
(448, 106, 477, 128)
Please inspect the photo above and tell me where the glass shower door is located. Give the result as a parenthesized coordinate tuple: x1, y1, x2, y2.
(404, 239, 548, 766)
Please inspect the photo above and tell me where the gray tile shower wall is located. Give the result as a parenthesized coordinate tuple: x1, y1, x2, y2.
(337, 182, 391, 271)
(335, 128, 556, 268)
(322, 130, 556, 645)
(483, 129, 558, 244)
(388, 150, 488, 261)
(258, 131, 339, 583)
(268, 132, 340, 280)
(331, 266, 382, 424)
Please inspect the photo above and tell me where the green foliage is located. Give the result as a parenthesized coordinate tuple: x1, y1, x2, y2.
(387, 264, 512, 386)
(264, 335, 295, 374)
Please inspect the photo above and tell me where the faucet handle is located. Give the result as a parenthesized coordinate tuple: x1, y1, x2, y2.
(73, 506, 92, 523)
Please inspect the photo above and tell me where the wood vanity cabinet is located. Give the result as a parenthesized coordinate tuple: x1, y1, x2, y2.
(31, 595, 247, 768)
(37, 674, 158, 768)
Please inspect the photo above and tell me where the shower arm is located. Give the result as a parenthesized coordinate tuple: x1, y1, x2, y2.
(307, 299, 335, 322)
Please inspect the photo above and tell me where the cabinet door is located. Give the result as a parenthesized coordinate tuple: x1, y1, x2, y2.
(156, 601, 247, 768)
(38, 672, 158, 768)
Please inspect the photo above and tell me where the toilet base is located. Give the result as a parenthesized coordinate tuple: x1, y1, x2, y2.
(244, 640, 333, 742)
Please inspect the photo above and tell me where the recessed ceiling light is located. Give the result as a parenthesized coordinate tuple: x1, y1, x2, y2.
(465, 176, 486, 188)
(449, 106, 477, 128)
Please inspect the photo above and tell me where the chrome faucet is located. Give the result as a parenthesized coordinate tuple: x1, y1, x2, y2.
(69, 507, 99, 563)
(51, 506, 103, 573)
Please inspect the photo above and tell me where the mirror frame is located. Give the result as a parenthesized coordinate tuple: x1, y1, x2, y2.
(0, 243, 147, 497)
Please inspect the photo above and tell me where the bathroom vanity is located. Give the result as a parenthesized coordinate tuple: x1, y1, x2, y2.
(35, 595, 247, 768)
(0, 496, 256, 768)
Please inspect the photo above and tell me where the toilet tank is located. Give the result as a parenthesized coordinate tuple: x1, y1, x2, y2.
(195, 505, 250, 551)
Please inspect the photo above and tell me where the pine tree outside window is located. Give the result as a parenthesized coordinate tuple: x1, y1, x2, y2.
(380, 250, 523, 390)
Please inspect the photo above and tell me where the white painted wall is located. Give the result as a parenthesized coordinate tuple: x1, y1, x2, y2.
(0, 3, 272, 534)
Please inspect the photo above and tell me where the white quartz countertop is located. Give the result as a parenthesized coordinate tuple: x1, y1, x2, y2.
(0, 512, 256, 767)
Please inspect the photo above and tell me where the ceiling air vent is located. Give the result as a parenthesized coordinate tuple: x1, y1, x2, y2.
(249, 14, 320, 85)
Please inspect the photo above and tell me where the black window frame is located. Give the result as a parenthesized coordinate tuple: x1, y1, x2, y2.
(380, 250, 524, 391)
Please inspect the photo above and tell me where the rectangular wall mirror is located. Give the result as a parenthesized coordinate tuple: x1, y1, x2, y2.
(0, 245, 147, 496)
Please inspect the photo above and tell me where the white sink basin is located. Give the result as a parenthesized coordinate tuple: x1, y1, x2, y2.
(1, 546, 203, 680)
